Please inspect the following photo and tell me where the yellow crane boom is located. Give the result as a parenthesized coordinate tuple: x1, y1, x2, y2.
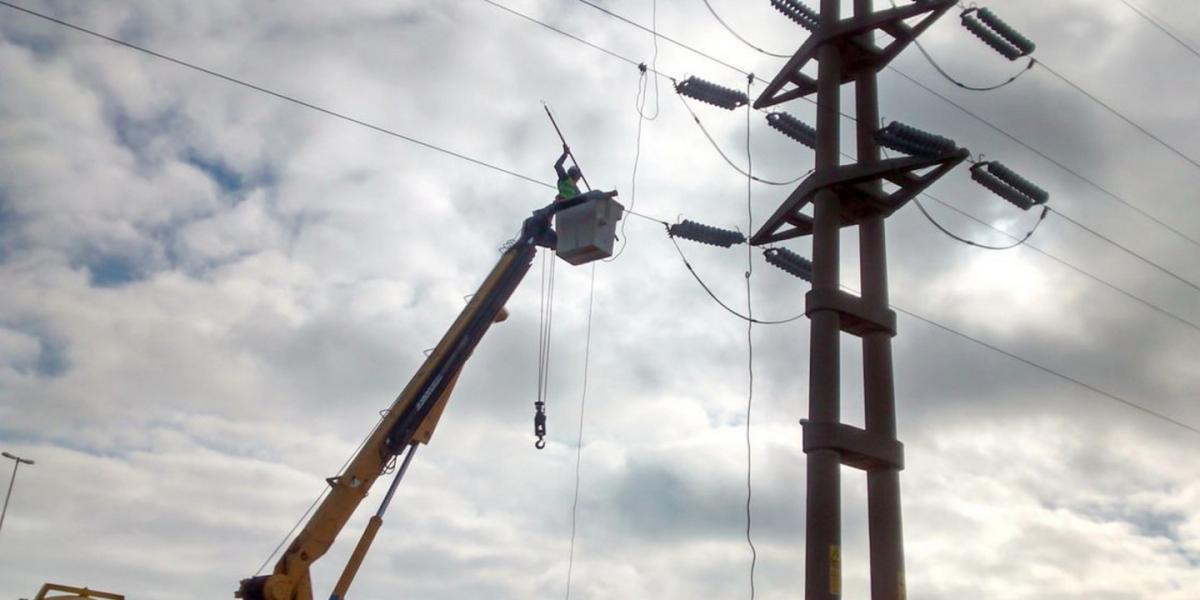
(237, 193, 619, 600)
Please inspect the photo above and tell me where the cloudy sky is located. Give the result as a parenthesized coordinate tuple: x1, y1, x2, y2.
(1, 0, 1199, 598)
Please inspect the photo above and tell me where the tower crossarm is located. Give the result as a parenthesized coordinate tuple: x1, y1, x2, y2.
(750, 149, 968, 245)
(755, 0, 958, 109)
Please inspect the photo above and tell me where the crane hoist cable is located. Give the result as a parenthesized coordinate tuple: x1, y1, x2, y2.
(534, 249, 556, 449)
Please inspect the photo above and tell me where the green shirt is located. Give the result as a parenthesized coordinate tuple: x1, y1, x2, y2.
(558, 178, 579, 200)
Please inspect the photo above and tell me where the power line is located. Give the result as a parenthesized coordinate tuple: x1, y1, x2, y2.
(496, 0, 1200, 333)
(565, 0, 858, 123)
(885, 66, 1200, 251)
(1116, 0, 1200, 61)
(700, 0, 791, 58)
(563, 263, 597, 600)
(481, 0, 638, 72)
(668, 234, 806, 325)
(0, 1, 559, 192)
(676, 92, 812, 186)
(572, 0, 756, 80)
(883, 0, 1033, 92)
(556, 0, 1200, 254)
(1048, 207, 1200, 294)
(913, 38, 1035, 91)
(914, 199, 1048, 250)
(918, 193, 1200, 335)
(872, 148, 1200, 334)
(20, 0, 1200, 427)
(1035, 60, 1200, 173)
(607, 3, 662, 264)
(663, 221, 1200, 437)
(889, 299, 1200, 437)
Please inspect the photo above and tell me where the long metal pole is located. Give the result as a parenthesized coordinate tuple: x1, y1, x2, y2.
(806, 0, 843, 598)
(0, 459, 22, 536)
(542, 104, 592, 191)
(853, 1, 905, 597)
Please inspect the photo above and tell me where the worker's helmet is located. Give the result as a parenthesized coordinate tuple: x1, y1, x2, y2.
(567, 166, 582, 179)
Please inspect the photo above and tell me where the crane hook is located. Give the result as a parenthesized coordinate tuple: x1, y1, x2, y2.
(534, 400, 547, 450)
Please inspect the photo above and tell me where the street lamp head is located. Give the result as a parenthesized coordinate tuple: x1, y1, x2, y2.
(2, 452, 34, 465)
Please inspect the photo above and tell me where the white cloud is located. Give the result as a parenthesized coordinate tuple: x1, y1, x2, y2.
(1, 0, 1198, 598)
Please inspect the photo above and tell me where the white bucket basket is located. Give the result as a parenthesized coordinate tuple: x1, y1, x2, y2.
(555, 196, 625, 265)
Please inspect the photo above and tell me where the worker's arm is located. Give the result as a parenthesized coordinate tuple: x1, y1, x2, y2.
(554, 144, 570, 181)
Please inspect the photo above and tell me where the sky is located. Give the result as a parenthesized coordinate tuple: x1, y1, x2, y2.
(1, 0, 1199, 598)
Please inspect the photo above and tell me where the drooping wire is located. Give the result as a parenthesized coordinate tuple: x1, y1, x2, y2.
(607, 0, 661, 263)
(742, 76, 758, 600)
(668, 233, 806, 325)
(921, 191, 1200, 335)
(636, 0, 662, 121)
(676, 92, 812, 186)
(605, 70, 648, 263)
(573, 0, 1200, 251)
(914, 38, 1035, 91)
(914, 199, 1048, 250)
(664, 205, 1200, 437)
(20, 0, 1199, 347)
(564, 263, 598, 600)
(887, 0, 1034, 91)
(665, 215, 1200, 438)
(878, 141, 1045, 250)
(488, 0, 1200, 256)
(25, 1, 1198, 552)
(883, 66, 1200, 250)
(701, 0, 792, 58)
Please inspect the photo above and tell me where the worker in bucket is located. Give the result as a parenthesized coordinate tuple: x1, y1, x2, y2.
(555, 144, 617, 202)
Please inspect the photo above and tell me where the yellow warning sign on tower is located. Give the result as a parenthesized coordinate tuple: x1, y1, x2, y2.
(830, 545, 842, 595)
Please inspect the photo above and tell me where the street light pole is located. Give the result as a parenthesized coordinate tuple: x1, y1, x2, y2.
(0, 451, 35, 537)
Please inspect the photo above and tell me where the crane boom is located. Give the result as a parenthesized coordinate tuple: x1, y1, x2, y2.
(237, 194, 609, 600)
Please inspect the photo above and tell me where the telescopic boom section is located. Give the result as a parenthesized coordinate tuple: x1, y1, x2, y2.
(236, 198, 575, 600)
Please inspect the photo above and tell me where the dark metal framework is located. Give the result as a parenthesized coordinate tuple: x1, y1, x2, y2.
(751, 1, 961, 598)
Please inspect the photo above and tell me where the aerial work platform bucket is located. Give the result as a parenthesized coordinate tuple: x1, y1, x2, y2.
(555, 194, 624, 265)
